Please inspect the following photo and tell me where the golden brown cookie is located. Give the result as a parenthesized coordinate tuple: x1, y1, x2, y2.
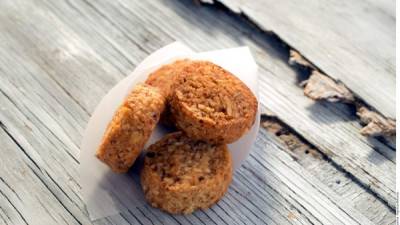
(96, 84, 166, 173)
(141, 132, 232, 214)
(145, 59, 191, 98)
(145, 59, 191, 127)
(170, 60, 258, 144)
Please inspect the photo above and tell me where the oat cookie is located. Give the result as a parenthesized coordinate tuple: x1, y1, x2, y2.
(96, 84, 166, 173)
(170, 60, 258, 144)
(145, 59, 190, 98)
(145, 59, 191, 127)
(141, 132, 232, 214)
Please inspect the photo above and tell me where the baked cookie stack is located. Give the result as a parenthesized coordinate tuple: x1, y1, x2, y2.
(96, 60, 258, 214)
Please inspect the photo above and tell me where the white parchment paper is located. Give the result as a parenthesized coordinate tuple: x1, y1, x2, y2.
(80, 42, 260, 221)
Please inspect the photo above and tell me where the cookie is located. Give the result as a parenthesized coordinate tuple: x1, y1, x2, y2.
(170, 60, 258, 144)
(141, 132, 232, 214)
(96, 84, 166, 173)
(145, 59, 190, 98)
(145, 59, 191, 127)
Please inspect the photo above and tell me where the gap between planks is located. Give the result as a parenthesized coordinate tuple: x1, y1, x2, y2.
(199, 0, 395, 120)
(0, 0, 394, 224)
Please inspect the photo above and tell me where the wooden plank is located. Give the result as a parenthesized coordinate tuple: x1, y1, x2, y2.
(94, 128, 380, 225)
(0, 0, 394, 224)
(257, 62, 396, 208)
(0, 108, 377, 225)
(0, 128, 82, 225)
(247, 129, 375, 225)
(204, 0, 396, 119)
(0, 70, 93, 225)
(262, 118, 395, 225)
(0, 0, 125, 112)
(45, 0, 395, 208)
(19, 0, 400, 215)
(2, 65, 380, 224)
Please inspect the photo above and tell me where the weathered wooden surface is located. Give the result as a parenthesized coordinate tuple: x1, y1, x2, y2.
(0, 0, 395, 224)
(205, 0, 396, 119)
(261, 118, 395, 225)
(41, 0, 396, 207)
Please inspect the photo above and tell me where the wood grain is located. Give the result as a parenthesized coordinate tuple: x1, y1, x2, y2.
(261, 118, 395, 225)
(0, 0, 395, 224)
(0, 128, 82, 225)
(204, 0, 396, 119)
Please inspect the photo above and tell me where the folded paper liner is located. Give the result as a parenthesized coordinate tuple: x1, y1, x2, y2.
(80, 42, 260, 221)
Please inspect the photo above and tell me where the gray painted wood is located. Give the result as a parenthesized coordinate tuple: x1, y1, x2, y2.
(206, 0, 396, 119)
(0, 0, 394, 224)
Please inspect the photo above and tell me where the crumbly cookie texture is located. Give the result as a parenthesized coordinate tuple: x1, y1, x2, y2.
(145, 59, 191, 127)
(141, 132, 232, 214)
(145, 59, 191, 98)
(170, 60, 258, 144)
(96, 84, 166, 173)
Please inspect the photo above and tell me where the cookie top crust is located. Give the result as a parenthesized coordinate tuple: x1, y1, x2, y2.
(172, 60, 257, 125)
(143, 132, 231, 189)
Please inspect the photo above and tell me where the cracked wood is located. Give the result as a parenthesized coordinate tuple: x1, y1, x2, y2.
(0, 0, 395, 224)
(202, 0, 396, 120)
